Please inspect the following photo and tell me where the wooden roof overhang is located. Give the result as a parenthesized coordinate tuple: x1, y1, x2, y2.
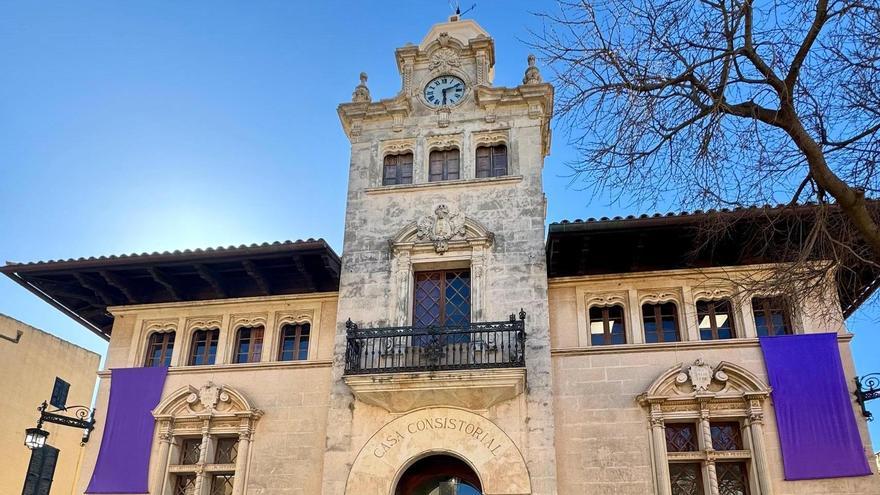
(1, 239, 341, 341)
(546, 204, 880, 318)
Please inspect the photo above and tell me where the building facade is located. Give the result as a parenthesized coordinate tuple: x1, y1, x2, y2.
(3, 16, 879, 495)
(0, 313, 100, 495)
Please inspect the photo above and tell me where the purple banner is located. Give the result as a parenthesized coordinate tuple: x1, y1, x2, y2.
(86, 367, 168, 493)
(760, 333, 871, 480)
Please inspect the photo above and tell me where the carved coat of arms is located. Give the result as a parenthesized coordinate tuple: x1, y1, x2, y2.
(417, 204, 466, 253)
(675, 358, 729, 392)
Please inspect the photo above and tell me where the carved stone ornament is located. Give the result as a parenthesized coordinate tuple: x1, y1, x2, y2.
(429, 47, 461, 71)
(351, 72, 371, 103)
(522, 54, 543, 85)
(417, 204, 467, 254)
(186, 382, 230, 413)
(675, 358, 730, 392)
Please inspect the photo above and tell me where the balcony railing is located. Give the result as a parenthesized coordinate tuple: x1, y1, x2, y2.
(344, 311, 527, 375)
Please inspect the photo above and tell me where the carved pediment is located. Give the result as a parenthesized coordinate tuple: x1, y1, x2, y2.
(640, 359, 770, 402)
(154, 382, 262, 419)
(390, 204, 494, 254)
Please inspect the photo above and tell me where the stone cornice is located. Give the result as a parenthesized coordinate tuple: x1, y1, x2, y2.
(96, 359, 333, 378)
(337, 95, 412, 141)
(475, 83, 554, 156)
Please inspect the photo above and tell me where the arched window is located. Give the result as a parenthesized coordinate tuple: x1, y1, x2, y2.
(475, 144, 507, 178)
(589, 305, 626, 345)
(145, 331, 175, 367)
(429, 148, 460, 182)
(189, 329, 219, 366)
(642, 301, 680, 343)
(383, 152, 414, 185)
(696, 299, 736, 340)
(278, 323, 310, 361)
(234, 326, 264, 364)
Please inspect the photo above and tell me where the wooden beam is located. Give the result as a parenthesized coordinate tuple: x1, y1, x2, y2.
(294, 257, 317, 291)
(73, 273, 118, 306)
(194, 263, 228, 299)
(147, 268, 182, 301)
(28, 278, 100, 304)
(320, 253, 340, 277)
(242, 260, 271, 296)
(99, 270, 138, 304)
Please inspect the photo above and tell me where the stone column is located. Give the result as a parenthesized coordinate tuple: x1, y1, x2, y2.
(747, 404, 773, 495)
(649, 404, 671, 495)
(232, 428, 252, 495)
(194, 422, 211, 495)
(150, 423, 173, 495)
(699, 406, 720, 495)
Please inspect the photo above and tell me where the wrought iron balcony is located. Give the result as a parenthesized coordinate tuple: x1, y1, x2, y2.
(344, 311, 526, 375)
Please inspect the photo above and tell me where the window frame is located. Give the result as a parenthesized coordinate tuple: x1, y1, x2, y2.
(475, 144, 508, 178)
(412, 269, 472, 328)
(642, 301, 681, 343)
(588, 304, 627, 346)
(188, 328, 220, 366)
(696, 299, 737, 340)
(428, 148, 461, 182)
(382, 152, 414, 186)
(278, 322, 311, 361)
(233, 325, 265, 364)
(144, 331, 176, 368)
(751, 296, 793, 337)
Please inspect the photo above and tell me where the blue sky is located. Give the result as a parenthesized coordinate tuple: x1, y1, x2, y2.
(1, 1, 878, 444)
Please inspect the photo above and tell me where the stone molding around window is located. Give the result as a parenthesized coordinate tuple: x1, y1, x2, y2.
(152, 382, 263, 495)
(638, 359, 772, 495)
(388, 203, 494, 326)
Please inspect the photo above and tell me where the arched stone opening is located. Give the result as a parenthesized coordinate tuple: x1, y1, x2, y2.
(395, 454, 483, 495)
(345, 407, 530, 495)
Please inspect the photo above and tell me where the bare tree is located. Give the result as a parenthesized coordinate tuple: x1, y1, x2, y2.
(532, 0, 880, 314)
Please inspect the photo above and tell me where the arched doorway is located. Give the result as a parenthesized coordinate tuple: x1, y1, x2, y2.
(395, 455, 483, 495)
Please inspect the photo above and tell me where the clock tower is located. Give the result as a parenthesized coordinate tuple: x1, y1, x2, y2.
(327, 15, 556, 495)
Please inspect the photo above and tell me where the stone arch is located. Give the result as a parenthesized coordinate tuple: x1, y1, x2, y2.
(345, 407, 531, 495)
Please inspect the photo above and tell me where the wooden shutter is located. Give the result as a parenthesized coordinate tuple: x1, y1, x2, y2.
(22, 445, 59, 495)
(50, 377, 70, 409)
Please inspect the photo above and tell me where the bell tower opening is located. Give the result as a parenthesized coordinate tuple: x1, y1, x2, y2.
(395, 455, 483, 495)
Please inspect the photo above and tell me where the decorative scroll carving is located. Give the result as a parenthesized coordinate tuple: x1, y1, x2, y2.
(429, 47, 461, 72)
(382, 139, 415, 156)
(472, 130, 508, 147)
(185, 316, 222, 332)
(417, 205, 467, 254)
(692, 287, 734, 301)
(144, 318, 177, 333)
(231, 313, 267, 331)
(277, 312, 313, 327)
(640, 289, 681, 305)
(585, 292, 627, 308)
(426, 135, 461, 151)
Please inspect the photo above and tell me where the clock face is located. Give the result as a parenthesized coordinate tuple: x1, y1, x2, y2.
(424, 75, 465, 107)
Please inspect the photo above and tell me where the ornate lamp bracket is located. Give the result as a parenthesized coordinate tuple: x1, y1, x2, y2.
(854, 373, 880, 420)
(35, 400, 98, 445)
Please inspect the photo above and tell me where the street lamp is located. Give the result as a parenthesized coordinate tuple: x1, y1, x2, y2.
(23, 401, 96, 450)
(23, 427, 49, 450)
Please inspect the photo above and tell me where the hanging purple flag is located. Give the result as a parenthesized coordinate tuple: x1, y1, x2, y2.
(86, 366, 168, 493)
(760, 333, 871, 480)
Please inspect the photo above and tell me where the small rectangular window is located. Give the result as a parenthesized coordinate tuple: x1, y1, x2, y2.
(710, 422, 744, 451)
(214, 438, 239, 464)
(429, 149, 460, 182)
(174, 475, 197, 495)
(382, 153, 413, 186)
(235, 326, 264, 364)
(210, 474, 235, 495)
(643, 302, 680, 343)
(752, 297, 792, 336)
(715, 462, 750, 495)
(279, 323, 310, 361)
(189, 329, 219, 366)
(145, 332, 175, 367)
(475, 144, 508, 178)
(179, 439, 201, 465)
(589, 305, 626, 345)
(49, 377, 70, 409)
(665, 423, 699, 452)
(697, 300, 735, 340)
(669, 463, 705, 495)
